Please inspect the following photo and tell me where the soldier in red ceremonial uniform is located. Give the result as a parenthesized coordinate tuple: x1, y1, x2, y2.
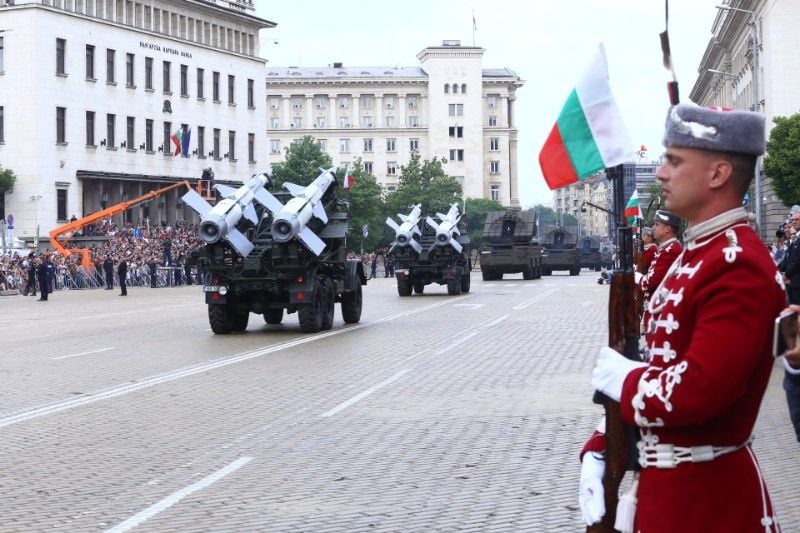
(638, 210, 682, 330)
(582, 104, 786, 532)
(641, 227, 657, 273)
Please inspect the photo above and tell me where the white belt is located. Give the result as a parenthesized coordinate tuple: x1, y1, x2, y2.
(638, 436, 753, 469)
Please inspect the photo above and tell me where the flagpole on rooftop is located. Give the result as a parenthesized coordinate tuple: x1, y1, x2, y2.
(472, 9, 476, 46)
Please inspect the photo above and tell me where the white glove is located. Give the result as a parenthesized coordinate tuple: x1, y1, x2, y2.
(591, 347, 648, 402)
(579, 453, 606, 525)
(634, 271, 643, 284)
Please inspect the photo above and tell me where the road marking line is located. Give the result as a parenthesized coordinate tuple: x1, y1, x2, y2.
(0, 296, 469, 429)
(512, 289, 559, 310)
(435, 331, 480, 355)
(452, 303, 484, 309)
(105, 457, 253, 533)
(52, 347, 115, 361)
(484, 314, 509, 328)
(320, 368, 414, 418)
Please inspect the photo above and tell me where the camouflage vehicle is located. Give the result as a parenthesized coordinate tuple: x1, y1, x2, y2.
(479, 208, 542, 281)
(386, 204, 471, 296)
(540, 225, 581, 276)
(184, 169, 366, 334)
(579, 235, 603, 272)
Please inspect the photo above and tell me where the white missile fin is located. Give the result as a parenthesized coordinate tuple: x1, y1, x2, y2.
(181, 189, 212, 216)
(449, 238, 463, 253)
(410, 240, 423, 254)
(436, 212, 447, 221)
(412, 225, 421, 237)
(257, 189, 285, 214)
(243, 204, 258, 224)
(313, 202, 328, 224)
(214, 184, 237, 197)
(386, 217, 400, 232)
(298, 227, 326, 256)
(226, 228, 255, 256)
(426, 216, 440, 231)
(283, 182, 305, 197)
(398, 214, 410, 222)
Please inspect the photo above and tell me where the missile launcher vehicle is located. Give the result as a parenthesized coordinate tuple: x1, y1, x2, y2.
(579, 235, 603, 272)
(386, 203, 471, 296)
(540, 224, 581, 276)
(478, 208, 543, 281)
(182, 168, 366, 334)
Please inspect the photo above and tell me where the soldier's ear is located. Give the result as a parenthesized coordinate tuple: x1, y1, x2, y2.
(708, 159, 733, 191)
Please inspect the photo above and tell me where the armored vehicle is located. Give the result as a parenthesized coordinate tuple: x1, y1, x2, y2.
(579, 236, 603, 272)
(479, 208, 543, 281)
(386, 204, 471, 296)
(540, 225, 581, 276)
(183, 169, 366, 334)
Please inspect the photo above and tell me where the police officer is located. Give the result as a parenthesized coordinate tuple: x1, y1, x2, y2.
(36, 254, 50, 301)
(103, 255, 114, 290)
(117, 255, 128, 296)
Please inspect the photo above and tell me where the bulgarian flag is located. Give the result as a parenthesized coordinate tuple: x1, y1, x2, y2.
(171, 128, 183, 156)
(343, 166, 355, 191)
(539, 44, 633, 190)
(625, 189, 642, 231)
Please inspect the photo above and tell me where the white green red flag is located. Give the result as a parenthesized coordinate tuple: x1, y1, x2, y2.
(171, 128, 183, 156)
(625, 189, 642, 230)
(343, 166, 355, 191)
(538, 44, 633, 190)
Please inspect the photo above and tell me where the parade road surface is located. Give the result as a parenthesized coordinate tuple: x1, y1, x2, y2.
(1, 271, 798, 531)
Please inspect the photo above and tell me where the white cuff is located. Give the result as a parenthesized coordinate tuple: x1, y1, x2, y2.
(783, 357, 800, 375)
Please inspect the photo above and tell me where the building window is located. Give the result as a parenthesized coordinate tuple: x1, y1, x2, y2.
(196, 125, 204, 156)
(162, 61, 171, 93)
(0, 36, 4, 73)
(228, 130, 235, 160)
(339, 138, 349, 153)
(126, 53, 135, 86)
(163, 121, 171, 154)
(145, 57, 153, 89)
(196, 68, 204, 98)
(85, 44, 95, 79)
(363, 138, 373, 152)
(455, 176, 465, 188)
(385, 96, 395, 109)
(338, 96, 348, 109)
(248, 133, 255, 162)
(387, 185, 397, 193)
(449, 149, 464, 162)
(449, 126, 463, 138)
(85, 111, 95, 146)
(490, 184, 500, 201)
(270, 139, 280, 154)
(270, 117, 279, 129)
(385, 116, 395, 127)
(361, 116, 373, 128)
(453, 83, 459, 94)
(292, 97, 303, 109)
(386, 138, 396, 152)
(490, 161, 500, 173)
(292, 117, 302, 129)
(212, 71, 220, 101)
(269, 97, 279, 110)
(409, 138, 418, 152)
(338, 116, 349, 128)
(213, 128, 220, 158)
(444, 83, 449, 94)
(145, 118, 153, 151)
(56, 107, 66, 143)
(125, 116, 134, 149)
(408, 116, 418, 127)
(387, 162, 397, 175)
(488, 95, 497, 108)
(106, 49, 115, 83)
(227, 74, 235, 104)
(461, 83, 467, 94)
(57, 189, 68, 221)
(490, 137, 499, 151)
(361, 95, 372, 108)
(448, 104, 464, 116)
(107, 113, 116, 147)
(0, 106, 4, 143)
(315, 116, 326, 128)
(364, 161, 372, 174)
(56, 38, 66, 75)
(247, 79, 254, 108)
(489, 115, 497, 127)
(180, 64, 188, 96)
(407, 96, 417, 109)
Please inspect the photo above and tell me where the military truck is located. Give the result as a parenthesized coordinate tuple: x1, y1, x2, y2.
(579, 235, 603, 272)
(183, 169, 366, 334)
(386, 204, 471, 296)
(540, 225, 581, 276)
(479, 208, 543, 281)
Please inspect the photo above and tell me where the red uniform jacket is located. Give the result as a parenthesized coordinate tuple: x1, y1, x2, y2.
(642, 243, 657, 274)
(640, 239, 682, 331)
(621, 213, 786, 532)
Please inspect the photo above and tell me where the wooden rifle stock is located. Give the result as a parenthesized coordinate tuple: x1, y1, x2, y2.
(588, 165, 640, 533)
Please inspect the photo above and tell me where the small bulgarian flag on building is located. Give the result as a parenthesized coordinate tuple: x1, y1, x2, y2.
(538, 44, 633, 190)
(625, 189, 642, 231)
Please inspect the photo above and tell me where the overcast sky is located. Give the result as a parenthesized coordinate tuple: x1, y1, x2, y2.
(255, 0, 722, 207)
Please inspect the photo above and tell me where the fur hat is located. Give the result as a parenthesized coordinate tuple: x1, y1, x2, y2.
(663, 104, 765, 156)
(654, 210, 681, 229)
(642, 227, 654, 237)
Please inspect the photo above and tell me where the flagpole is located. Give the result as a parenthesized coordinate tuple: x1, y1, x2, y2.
(472, 9, 476, 46)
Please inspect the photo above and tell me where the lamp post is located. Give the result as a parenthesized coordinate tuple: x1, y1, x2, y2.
(30, 194, 42, 250)
(715, 4, 761, 232)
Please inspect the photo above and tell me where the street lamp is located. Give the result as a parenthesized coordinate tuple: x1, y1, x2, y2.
(715, 4, 762, 232)
(30, 194, 42, 249)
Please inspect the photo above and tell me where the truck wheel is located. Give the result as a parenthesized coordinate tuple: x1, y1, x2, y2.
(570, 267, 580, 276)
(341, 281, 363, 323)
(397, 277, 412, 296)
(522, 263, 534, 280)
(320, 277, 335, 330)
(413, 279, 425, 294)
(534, 263, 542, 279)
(460, 273, 471, 293)
(231, 310, 249, 332)
(481, 269, 495, 281)
(447, 277, 462, 295)
(263, 308, 283, 324)
(208, 304, 232, 334)
(298, 279, 324, 333)
(543, 268, 552, 276)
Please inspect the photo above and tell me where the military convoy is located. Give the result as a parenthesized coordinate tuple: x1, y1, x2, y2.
(386, 204, 471, 296)
(540, 225, 581, 276)
(183, 168, 366, 334)
(479, 208, 543, 281)
(579, 236, 603, 272)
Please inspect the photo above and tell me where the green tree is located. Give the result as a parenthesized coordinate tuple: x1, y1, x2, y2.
(764, 113, 800, 206)
(535, 204, 578, 227)
(386, 152, 462, 217)
(0, 166, 16, 193)
(337, 160, 385, 252)
(462, 197, 504, 249)
(643, 181, 665, 225)
(270, 136, 333, 189)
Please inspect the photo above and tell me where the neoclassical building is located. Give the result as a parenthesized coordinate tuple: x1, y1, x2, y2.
(0, 0, 273, 242)
(264, 40, 524, 206)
